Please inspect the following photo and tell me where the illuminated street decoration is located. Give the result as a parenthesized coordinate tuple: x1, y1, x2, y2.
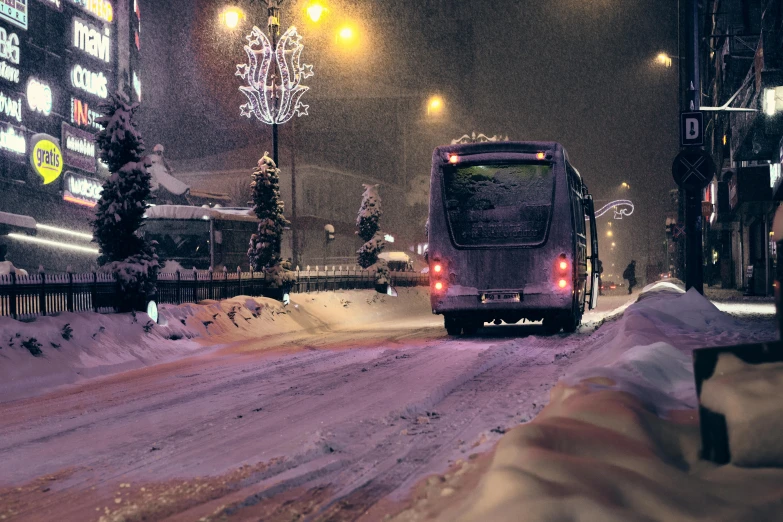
(236, 25, 313, 125)
(0, 123, 25, 155)
(451, 132, 509, 144)
(0, 28, 20, 83)
(0, 0, 27, 30)
(71, 64, 108, 98)
(594, 199, 635, 220)
(73, 17, 111, 62)
(67, 0, 113, 23)
(0, 89, 22, 122)
(27, 78, 53, 116)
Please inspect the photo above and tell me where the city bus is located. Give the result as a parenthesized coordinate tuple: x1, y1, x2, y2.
(143, 205, 260, 271)
(427, 141, 599, 335)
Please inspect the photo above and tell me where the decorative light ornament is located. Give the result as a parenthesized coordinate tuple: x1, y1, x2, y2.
(593, 199, 635, 220)
(236, 25, 313, 125)
(451, 131, 509, 144)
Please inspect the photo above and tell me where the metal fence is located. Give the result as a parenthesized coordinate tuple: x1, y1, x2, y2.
(0, 267, 428, 320)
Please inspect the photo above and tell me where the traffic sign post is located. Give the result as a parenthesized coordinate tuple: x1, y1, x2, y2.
(672, 149, 716, 295)
(680, 111, 704, 147)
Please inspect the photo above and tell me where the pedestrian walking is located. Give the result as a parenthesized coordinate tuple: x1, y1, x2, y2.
(623, 260, 637, 294)
(597, 258, 604, 296)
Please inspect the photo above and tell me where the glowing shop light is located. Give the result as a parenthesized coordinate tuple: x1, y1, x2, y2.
(8, 233, 99, 254)
(384, 234, 394, 243)
(35, 223, 93, 240)
(236, 25, 313, 124)
(27, 78, 53, 115)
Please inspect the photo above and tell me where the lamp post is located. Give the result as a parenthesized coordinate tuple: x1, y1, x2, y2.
(235, 0, 314, 268)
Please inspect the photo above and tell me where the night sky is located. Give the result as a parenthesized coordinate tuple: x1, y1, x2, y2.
(137, 0, 680, 275)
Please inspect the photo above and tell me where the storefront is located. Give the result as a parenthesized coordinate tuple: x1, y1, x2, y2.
(0, 0, 141, 273)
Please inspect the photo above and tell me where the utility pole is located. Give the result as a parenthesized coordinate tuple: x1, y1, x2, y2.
(266, 0, 281, 166)
(685, 0, 703, 294)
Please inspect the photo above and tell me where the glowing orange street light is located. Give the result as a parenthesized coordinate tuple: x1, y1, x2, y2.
(427, 96, 444, 116)
(220, 6, 244, 29)
(306, 3, 326, 22)
(338, 25, 355, 42)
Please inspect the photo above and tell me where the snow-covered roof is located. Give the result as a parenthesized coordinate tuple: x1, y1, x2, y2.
(0, 211, 36, 231)
(145, 205, 258, 223)
(148, 155, 189, 196)
(379, 251, 410, 262)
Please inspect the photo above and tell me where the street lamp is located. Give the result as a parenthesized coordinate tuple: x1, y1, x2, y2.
(306, 2, 326, 23)
(427, 95, 444, 116)
(235, 0, 315, 268)
(220, 6, 245, 29)
(655, 52, 674, 68)
(337, 25, 356, 43)
(621, 182, 630, 189)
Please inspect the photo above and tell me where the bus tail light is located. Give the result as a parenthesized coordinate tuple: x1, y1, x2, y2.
(434, 281, 446, 292)
(433, 263, 443, 274)
(558, 279, 568, 289)
(556, 254, 569, 273)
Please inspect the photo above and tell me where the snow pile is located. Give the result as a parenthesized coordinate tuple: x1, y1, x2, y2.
(0, 288, 431, 401)
(441, 281, 783, 522)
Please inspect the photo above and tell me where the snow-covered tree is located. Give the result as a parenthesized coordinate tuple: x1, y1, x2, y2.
(356, 184, 386, 268)
(91, 90, 158, 310)
(248, 153, 290, 275)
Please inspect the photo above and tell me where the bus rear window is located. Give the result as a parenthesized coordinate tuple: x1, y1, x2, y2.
(442, 163, 555, 247)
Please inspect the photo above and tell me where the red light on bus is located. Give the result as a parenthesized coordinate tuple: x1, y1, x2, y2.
(559, 260, 568, 271)
(434, 281, 445, 291)
(536, 152, 545, 160)
(434, 264, 443, 274)
(558, 279, 568, 289)
(448, 154, 458, 164)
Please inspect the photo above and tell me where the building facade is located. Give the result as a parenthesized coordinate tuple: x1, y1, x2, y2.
(701, 0, 782, 294)
(0, 0, 142, 273)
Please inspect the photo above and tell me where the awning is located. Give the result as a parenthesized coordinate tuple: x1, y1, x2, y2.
(0, 211, 36, 235)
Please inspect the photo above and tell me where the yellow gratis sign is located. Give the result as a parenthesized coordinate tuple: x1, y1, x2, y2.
(31, 136, 63, 185)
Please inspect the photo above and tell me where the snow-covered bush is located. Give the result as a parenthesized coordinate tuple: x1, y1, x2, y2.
(92, 90, 158, 311)
(247, 153, 293, 289)
(356, 184, 385, 268)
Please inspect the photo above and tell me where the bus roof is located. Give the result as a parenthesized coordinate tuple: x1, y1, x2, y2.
(145, 205, 258, 223)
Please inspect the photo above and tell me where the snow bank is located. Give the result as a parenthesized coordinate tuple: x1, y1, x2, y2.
(0, 288, 430, 401)
(439, 282, 783, 522)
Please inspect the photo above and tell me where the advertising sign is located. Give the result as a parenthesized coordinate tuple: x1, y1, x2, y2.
(71, 97, 102, 131)
(67, 0, 113, 24)
(61, 121, 96, 172)
(73, 17, 111, 62)
(0, 27, 20, 83)
(29, 133, 63, 184)
(0, 0, 28, 31)
(35, 0, 62, 11)
(0, 120, 24, 155)
(63, 171, 102, 207)
(71, 63, 108, 98)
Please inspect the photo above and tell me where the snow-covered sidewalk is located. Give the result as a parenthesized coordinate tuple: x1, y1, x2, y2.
(388, 281, 783, 522)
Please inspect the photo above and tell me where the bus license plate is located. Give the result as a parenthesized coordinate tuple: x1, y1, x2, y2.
(481, 292, 521, 303)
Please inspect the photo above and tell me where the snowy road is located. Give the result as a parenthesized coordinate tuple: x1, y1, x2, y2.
(0, 294, 638, 521)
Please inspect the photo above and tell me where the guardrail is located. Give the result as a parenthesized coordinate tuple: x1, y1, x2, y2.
(0, 267, 429, 320)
